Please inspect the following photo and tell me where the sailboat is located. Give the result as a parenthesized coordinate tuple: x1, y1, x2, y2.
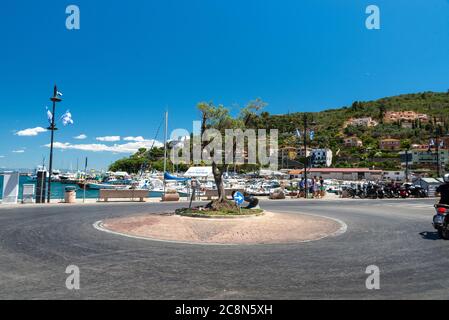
(160, 110, 192, 199)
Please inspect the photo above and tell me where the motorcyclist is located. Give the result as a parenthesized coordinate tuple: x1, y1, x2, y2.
(437, 174, 449, 205)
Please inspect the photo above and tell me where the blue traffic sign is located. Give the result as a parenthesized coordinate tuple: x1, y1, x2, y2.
(234, 191, 244, 206)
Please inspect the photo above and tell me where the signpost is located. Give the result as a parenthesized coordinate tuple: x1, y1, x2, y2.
(189, 179, 199, 209)
(22, 184, 35, 204)
(233, 191, 244, 214)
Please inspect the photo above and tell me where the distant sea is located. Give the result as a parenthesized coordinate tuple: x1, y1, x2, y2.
(0, 176, 100, 200)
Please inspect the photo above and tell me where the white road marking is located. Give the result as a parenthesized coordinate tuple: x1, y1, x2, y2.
(92, 213, 348, 246)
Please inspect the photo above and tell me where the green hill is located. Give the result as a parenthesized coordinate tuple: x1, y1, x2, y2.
(256, 91, 449, 170)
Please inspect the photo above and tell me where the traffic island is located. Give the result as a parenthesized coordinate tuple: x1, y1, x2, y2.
(175, 207, 264, 219)
(96, 211, 346, 245)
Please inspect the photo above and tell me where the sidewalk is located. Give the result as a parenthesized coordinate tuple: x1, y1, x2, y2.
(0, 192, 437, 209)
(0, 197, 177, 208)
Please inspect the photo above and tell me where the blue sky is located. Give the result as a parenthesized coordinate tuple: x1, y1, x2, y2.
(1, 0, 449, 170)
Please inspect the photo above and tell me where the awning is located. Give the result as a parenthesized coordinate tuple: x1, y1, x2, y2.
(184, 167, 213, 178)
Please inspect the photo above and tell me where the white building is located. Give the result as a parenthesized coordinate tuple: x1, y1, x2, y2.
(347, 117, 378, 127)
(382, 171, 406, 182)
(311, 148, 333, 167)
(399, 148, 449, 167)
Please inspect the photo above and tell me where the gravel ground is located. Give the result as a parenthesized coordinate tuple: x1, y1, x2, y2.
(101, 211, 343, 245)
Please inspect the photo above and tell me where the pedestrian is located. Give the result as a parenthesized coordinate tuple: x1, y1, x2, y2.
(310, 177, 316, 198)
(313, 176, 320, 199)
(319, 176, 325, 198)
(298, 178, 305, 198)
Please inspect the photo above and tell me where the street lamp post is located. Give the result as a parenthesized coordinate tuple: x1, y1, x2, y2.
(47, 85, 62, 203)
(303, 115, 309, 199)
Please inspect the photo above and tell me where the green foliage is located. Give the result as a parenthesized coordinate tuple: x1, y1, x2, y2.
(176, 207, 264, 217)
(108, 147, 189, 174)
(110, 91, 449, 173)
(254, 91, 449, 171)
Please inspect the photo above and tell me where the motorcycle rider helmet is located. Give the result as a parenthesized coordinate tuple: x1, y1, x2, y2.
(444, 173, 449, 183)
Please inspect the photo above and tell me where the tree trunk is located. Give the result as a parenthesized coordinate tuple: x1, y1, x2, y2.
(212, 162, 225, 202)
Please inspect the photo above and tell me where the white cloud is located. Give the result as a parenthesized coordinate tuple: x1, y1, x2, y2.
(15, 127, 47, 137)
(46, 140, 163, 154)
(12, 150, 25, 153)
(0, 155, 5, 158)
(74, 134, 87, 140)
(123, 136, 146, 142)
(96, 136, 121, 142)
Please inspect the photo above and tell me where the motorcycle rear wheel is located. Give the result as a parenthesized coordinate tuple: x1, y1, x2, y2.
(438, 225, 449, 240)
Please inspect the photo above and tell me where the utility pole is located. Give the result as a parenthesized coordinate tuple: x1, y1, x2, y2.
(405, 148, 410, 182)
(47, 85, 62, 203)
(436, 126, 441, 177)
(301, 113, 316, 199)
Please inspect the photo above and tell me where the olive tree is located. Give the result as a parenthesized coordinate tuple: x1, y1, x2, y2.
(197, 99, 266, 209)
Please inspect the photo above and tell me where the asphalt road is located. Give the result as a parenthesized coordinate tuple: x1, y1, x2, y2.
(0, 198, 448, 300)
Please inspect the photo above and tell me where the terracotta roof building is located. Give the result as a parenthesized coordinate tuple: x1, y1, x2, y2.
(289, 168, 383, 181)
(380, 138, 401, 150)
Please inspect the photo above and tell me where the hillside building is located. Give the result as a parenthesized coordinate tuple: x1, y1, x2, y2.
(344, 136, 363, 148)
(311, 148, 333, 167)
(384, 111, 429, 123)
(399, 148, 449, 167)
(347, 117, 378, 127)
(379, 138, 401, 150)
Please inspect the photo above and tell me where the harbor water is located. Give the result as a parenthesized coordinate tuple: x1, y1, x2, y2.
(0, 176, 160, 200)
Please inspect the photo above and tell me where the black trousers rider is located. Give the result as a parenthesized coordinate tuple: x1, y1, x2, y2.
(437, 175, 449, 205)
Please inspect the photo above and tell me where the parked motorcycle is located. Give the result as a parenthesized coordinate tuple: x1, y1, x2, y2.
(356, 185, 366, 199)
(400, 184, 427, 198)
(365, 183, 383, 199)
(433, 204, 449, 239)
(384, 184, 400, 198)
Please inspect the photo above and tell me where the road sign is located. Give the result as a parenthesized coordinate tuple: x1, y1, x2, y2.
(2, 172, 19, 205)
(234, 191, 244, 206)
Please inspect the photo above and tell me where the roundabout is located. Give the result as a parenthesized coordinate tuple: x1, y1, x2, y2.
(0, 198, 448, 299)
(95, 211, 346, 245)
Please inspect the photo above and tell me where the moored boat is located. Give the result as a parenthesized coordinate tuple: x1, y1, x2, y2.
(86, 183, 131, 190)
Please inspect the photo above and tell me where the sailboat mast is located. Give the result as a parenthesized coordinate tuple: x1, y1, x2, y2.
(163, 110, 168, 173)
(162, 110, 168, 200)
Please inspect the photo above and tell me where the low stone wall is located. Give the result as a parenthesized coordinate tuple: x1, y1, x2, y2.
(99, 189, 148, 202)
